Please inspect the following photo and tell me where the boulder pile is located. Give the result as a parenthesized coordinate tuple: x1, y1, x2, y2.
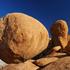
(0, 13, 70, 70)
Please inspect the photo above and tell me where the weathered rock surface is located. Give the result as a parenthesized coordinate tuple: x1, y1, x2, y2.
(50, 20, 68, 49)
(1, 13, 49, 62)
(41, 57, 70, 70)
(34, 57, 58, 67)
(0, 60, 39, 70)
(63, 35, 70, 54)
(48, 52, 67, 57)
(0, 19, 5, 42)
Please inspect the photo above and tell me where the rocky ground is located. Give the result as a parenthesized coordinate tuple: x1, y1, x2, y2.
(0, 13, 70, 70)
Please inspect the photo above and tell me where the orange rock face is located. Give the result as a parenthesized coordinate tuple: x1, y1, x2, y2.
(2, 13, 49, 60)
(50, 20, 68, 49)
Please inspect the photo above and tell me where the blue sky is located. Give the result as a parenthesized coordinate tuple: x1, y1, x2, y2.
(0, 0, 70, 34)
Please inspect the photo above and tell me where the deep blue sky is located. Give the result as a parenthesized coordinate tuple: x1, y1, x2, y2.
(0, 0, 70, 34)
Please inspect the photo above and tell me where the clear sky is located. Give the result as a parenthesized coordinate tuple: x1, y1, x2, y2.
(0, 0, 70, 34)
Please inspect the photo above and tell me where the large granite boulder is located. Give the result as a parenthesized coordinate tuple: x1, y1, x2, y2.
(1, 13, 49, 62)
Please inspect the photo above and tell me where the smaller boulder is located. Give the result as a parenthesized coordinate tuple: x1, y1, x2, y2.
(50, 20, 68, 49)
